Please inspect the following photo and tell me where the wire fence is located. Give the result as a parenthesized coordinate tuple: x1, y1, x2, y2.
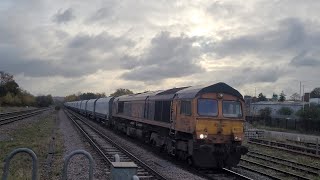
(246, 116, 320, 132)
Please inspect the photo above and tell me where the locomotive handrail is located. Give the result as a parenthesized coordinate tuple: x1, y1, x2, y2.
(2, 148, 38, 180)
(62, 150, 94, 180)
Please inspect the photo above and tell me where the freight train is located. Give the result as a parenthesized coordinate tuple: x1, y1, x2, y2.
(64, 82, 248, 168)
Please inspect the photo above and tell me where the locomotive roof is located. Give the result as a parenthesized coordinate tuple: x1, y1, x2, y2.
(115, 90, 164, 101)
(115, 82, 242, 101)
(176, 82, 243, 99)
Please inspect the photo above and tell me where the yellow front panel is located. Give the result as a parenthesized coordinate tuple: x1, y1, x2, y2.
(196, 119, 244, 136)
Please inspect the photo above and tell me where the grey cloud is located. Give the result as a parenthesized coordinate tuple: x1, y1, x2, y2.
(120, 31, 204, 82)
(53, 8, 75, 24)
(205, 18, 315, 58)
(227, 67, 284, 85)
(87, 4, 116, 23)
(68, 32, 133, 51)
(290, 51, 320, 66)
(0, 25, 134, 77)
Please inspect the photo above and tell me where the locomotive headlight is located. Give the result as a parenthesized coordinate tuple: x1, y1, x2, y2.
(234, 136, 242, 141)
(200, 134, 204, 139)
(218, 93, 224, 99)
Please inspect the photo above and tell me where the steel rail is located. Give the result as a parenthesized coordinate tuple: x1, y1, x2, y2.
(240, 158, 313, 180)
(65, 109, 167, 180)
(237, 164, 282, 180)
(222, 168, 253, 180)
(248, 141, 320, 158)
(246, 151, 320, 175)
(0, 108, 50, 126)
(0, 109, 36, 117)
(197, 168, 253, 180)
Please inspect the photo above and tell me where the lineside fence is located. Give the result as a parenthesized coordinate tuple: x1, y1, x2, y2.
(2, 148, 140, 180)
(246, 116, 320, 132)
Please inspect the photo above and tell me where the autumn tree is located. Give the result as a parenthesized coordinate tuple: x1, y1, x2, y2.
(290, 93, 300, 101)
(65, 94, 79, 102)
(0, 71, 20, 97)
(110, 88, 133, 97)
(65, 92, 106, 102)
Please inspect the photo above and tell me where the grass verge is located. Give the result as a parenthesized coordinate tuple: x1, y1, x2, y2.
(0, 111, 63, 180)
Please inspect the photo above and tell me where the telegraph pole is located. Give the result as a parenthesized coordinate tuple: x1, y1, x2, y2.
(300, 81, 302, 101)
(302, 85, 305, 112)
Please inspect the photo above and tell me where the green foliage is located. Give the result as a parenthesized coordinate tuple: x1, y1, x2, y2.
(0, 71, 37, 107)
(36, 95, 53, 107)
(279, 91, 286, 102)
(272, 93, 278, 101)
(0, 71, 20, 97)
(258, 93, 267, 101)
(259, 107, 272, 118)
(20, 90, 36, 106)
(64, 92, 106, 101)
(277, 107, 293, 115)
(110, 88, 134, 97)
(65, 94, 79, 102)
(79, 92, 106, 100)
(296, 105, 320, 120)
(3, 93, 14, 105)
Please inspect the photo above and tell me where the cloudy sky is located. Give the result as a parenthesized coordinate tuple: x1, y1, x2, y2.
(1, 0, 320, 97)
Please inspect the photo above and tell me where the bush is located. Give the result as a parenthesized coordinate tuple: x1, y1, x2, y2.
(277, 107, 293, 116)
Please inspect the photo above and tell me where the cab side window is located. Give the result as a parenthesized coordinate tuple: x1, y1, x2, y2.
(180, 100, 192, 116)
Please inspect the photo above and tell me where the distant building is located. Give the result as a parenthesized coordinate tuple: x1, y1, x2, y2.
(303, 93, 310, 102)
(310, 98, 320, 104)
(248, 101, 303, 118)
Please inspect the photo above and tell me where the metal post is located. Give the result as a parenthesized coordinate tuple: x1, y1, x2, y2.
(317, 138, 319, 156)
(303, 85, 305, 112)
(62, 150, 94, 180)
(114, 154, 120, 162)
(2, 148, 38, 180)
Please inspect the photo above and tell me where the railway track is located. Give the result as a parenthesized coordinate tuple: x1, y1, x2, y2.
(246, 151, 320, 175)
(66, 109, 256, 180)
(248, 138, 320, 158)
(0, 108, 50, 126)
(0, 109, 37, 118)
(239, 150, 320, 180)
(64, 109, 166, 180)
(199, 168, 253, 180)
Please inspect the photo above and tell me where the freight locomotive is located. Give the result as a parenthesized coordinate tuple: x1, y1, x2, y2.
(65, 82, 248, 168)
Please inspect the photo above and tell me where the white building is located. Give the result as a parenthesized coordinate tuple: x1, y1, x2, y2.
(248, 101, 303, 118)
(310, 98, 320, 104)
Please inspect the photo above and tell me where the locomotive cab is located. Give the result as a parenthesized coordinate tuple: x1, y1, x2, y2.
(192, 92, 248, 168)
(173, 82, 248, 168)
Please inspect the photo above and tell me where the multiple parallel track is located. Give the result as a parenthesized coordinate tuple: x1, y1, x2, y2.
(0, 108, 49, 126)
(248, 138, 320, 158)
(239, 150, 320, 180)
(64, 109, 166, 180)
(66, 109, 255, 180)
